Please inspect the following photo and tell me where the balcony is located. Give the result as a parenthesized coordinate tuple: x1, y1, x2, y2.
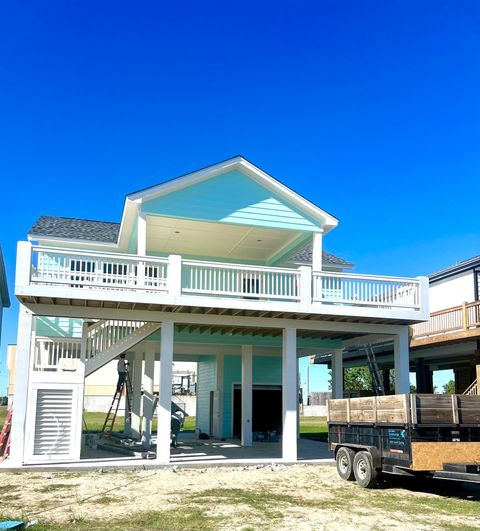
(15, 242, 429, 321)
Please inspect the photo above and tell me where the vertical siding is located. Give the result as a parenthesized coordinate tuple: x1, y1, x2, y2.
(222, 354, 282, 438)
(196, 356, 216, 434)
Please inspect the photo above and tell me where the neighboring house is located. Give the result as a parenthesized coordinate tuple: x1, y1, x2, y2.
(313, 255, 480, 395)
(0, 247, 10, 349)
(9, 156, 428, 466)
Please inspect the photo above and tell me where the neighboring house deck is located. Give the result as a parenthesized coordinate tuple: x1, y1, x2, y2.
(7, 156, 429, 467)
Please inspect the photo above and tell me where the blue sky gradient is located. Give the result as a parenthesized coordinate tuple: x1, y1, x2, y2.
(1, 1, 479, 393)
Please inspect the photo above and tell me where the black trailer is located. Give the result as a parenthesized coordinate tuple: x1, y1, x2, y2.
(328, 393, 480, 488)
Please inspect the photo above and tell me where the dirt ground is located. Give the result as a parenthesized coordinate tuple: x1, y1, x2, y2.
(1, 464, 480, 530)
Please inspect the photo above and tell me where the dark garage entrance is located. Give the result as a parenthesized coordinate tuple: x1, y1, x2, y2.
(232, 384, 282, 438)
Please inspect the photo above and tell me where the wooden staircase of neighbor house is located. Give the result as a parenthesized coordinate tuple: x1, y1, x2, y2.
(84, 319, 161, 376)
(463, 379, 478, 396)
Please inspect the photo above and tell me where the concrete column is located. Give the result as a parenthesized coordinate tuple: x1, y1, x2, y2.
(130, 351, 143, 439)
(393, 327, 410, 394)
(331, 349, 344, 399)
(141, 343, 155, 447)
(156, 320, 174, 463)
(282, 327, 297, 461)
(312, 231, 324, 272)
(9, 306, 33, 466)
(241, 345, 253, 447)
(213, 354, 224, 439)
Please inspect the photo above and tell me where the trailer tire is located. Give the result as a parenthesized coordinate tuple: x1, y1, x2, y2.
(336, 447, 355, 481)
(353, 451, 378, 488)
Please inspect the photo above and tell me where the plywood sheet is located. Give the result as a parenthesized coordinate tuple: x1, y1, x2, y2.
(412, 442, 480, 471)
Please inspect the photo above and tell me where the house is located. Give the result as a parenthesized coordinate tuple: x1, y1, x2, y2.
(312, 255, 480, 395)
(8, 156, 428, 466)
(0, 247, 10, 349)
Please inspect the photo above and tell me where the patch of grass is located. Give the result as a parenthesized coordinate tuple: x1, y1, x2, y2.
(0, 406, 7, 427)
(85, 495, 119, 505)
(300, 415, 328, 440)
(37, 483, 78, 493)
(0, 484, 19, 494)
(183, 415, 196, 431)
(81, 413, 196, 433)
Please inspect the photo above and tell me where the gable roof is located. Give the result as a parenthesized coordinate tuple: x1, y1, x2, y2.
(429, 255, 480, 282)
(288, 243, 353, 268)
(29, 216, 120, 244)
(126, 156, 339, 234)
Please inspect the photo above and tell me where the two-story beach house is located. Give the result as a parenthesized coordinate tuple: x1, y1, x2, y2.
(9, 157, 429, 466)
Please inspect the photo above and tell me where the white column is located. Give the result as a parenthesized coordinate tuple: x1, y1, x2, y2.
(282, 327, 297, 461)
(9, 305, 33, 466)
(331, 349, 344, 399)
(241, 345, 253, 448)
(130, 351, 143, 439)
(156, 320, 174, 463)
(141, 343, 155, 447)
(393, 327, 410, 394)
(296, 358, 301, 439)
(167, 255, 182, 297)
(213, 354, 224, 439)
(137, 211, 147, 255)
(312, 230, 324, 272)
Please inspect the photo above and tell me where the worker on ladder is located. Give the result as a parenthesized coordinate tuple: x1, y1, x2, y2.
(116, 353, 128, 393)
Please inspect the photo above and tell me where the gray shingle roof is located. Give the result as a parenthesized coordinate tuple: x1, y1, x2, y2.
(288, 243, 353, 268)
(29, 216, 120, 243)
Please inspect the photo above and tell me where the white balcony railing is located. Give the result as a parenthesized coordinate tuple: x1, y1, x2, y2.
(19, 243, 427, 314)
(312, 272, 421, 309)
(34, 337, 82, 371)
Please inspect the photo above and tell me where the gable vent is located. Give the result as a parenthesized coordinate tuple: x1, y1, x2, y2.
(33, 389, 73, 456)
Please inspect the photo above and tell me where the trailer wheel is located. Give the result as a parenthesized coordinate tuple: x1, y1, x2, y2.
(336, 447, 355, 481)
(353, 451, 378, 488)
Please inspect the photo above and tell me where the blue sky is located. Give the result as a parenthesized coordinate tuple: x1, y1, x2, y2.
(1, 1, 479, 394)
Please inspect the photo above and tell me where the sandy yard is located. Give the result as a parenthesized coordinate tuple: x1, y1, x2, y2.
(1, 464, 479, 530)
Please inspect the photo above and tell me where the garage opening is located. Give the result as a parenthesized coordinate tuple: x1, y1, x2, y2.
(232, 384, 282, 438)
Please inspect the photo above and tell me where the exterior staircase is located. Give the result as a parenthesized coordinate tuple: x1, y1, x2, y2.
(84, 319, 161, 376)
(463, 379, 478, 396)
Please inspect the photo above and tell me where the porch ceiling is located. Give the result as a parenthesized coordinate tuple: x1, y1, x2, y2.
(146, 215, 303, 262)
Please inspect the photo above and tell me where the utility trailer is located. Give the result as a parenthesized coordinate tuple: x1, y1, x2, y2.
(328, 394, 480, 488)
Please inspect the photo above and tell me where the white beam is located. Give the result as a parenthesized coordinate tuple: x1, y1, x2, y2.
(241, 345, 253, 447)
(141, 343, 155, 447)
(9, 306, 33, 466)
(156, 320, 174, 463)
(130, 351, 143, 439)
(393, 327, 410, 394)
(282, 327, 297, 461)
(331, 349, 344, 399)
(312, 231, 324, 272)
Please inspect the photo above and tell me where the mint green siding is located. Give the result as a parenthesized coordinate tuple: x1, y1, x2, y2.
(35, 316, 83, 338)
(142, 170, 321, 231)
(196, 356, 216, 434)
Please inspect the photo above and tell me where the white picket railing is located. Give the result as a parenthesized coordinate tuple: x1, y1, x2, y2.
(31, 246, 168, 292)
(85, 319, 147, 361)
(34, 337, 82, 371)
(312, 272, 421, 309)
(182, 260, 301, 301)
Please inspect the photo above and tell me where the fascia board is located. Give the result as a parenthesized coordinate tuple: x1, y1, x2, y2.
(126, 157, 339, 232)
(27, 234, 119, 249)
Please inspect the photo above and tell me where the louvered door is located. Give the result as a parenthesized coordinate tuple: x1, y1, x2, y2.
(25, 383, 82, 462)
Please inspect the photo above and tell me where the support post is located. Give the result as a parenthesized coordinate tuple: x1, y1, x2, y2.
(241, 345, 253, 447)
(167, 255, 182, 297)
(331, 349, 344, 399)
(393, 327, 410, 394)
(299, 266, 312, 308)
(213, 354, 224, 439)
(282, 327, 297, 461)
(137, 211, 147, 287)
(141, 343, 155, 447)
(156, 320, 174, 463)
(312, 231, 324, 272)
(9, 305, 33, 466)
(130, 351, 143, 439)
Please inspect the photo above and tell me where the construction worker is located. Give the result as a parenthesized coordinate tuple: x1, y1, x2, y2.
(116, 353, 128, 393)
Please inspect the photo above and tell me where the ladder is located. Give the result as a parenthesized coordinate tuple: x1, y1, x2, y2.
(0, 408, 13, 461)
(101, 371, 133, 437)
(364, 344, 385, 396)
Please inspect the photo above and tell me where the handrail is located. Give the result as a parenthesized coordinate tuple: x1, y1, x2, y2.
(313, 271, 422, 284)
(182, 258, 301, 275)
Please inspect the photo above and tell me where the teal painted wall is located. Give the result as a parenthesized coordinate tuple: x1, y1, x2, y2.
(35, 316, 83, 337)
(222, 354, 282, 438)
(196, 355, 216, 434)
(142, 170, 321, 231)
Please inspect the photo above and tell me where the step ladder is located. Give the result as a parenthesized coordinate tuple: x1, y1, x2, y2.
(364, 344, 385, 396)
(101, 372, 133, 437)
(0, 408, 13, 461)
